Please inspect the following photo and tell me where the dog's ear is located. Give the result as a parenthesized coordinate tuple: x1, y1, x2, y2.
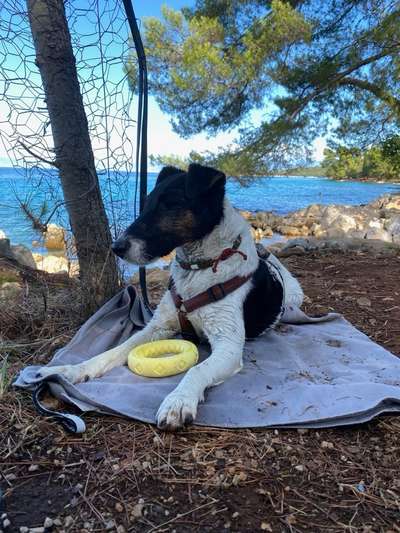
(185, 163, 226, 199)
(156, 166, 184, 186)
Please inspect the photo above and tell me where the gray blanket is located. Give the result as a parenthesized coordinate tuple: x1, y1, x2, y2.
(14, 286, 400, 432)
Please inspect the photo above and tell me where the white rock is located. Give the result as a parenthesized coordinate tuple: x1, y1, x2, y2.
(320, 205, 343, 227)
(386, 216, 400, 243)
(44, 224, 66, 251)
(0, 230, 6, 239)
(64, 516, 73, 527)
(43, 517, 53, 528)
(33, 254, 78, 276)
(365, 227, 392, 242)
(329, 214, 357, 234)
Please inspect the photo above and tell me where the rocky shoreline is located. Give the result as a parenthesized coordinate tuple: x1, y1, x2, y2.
(0, 193, 399, 284)
(242, 193, 400, 244)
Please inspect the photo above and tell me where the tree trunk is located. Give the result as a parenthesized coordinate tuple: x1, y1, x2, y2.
(26, 0, 120, 315)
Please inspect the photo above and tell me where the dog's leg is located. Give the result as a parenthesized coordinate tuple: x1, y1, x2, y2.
(37, 295, 179, 384)
(156, 311, 245, 430)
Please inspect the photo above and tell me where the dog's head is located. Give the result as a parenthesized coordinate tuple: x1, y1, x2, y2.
(112, 163, 226, 264)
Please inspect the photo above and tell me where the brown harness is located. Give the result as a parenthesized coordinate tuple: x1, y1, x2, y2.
(169, 274, 252, 343)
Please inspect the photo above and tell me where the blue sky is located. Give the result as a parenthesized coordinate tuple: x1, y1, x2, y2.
(0, 0, 325, 168)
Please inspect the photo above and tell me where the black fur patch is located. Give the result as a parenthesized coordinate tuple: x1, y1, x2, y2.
(120, 164, 226, 263)
(243, 259, 284, 339)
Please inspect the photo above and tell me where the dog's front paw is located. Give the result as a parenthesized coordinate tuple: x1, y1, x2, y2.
(156, 392, 199, 431)
(36, 364, 88, 384)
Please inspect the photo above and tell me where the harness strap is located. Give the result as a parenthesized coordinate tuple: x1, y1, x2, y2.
(176, 235, 246, 272)
(169, 273, 252, 343)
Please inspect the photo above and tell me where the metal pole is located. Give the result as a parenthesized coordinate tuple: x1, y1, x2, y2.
(121, 0, 151, 312)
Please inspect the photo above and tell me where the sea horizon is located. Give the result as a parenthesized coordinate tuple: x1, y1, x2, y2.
(1, 166, 400, 255)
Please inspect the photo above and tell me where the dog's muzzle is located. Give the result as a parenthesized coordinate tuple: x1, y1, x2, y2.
(111, 238, 130, 258)
(112, 237, 149, 264)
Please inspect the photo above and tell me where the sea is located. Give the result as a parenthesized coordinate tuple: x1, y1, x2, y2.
(1, 166, 400, 254)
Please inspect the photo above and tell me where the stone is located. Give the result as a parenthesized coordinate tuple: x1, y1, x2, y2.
(0, 238, 12, 258)
(327, 214, 357, 235)
(276, 224, 309, 237)
(33, 254, 78, 276)
(131, 502, 144, 518)
(365, 227, 392, 242)
(320, 205, 344, 226)
(43, 517, 53, 528)
(44, 224, 66, 251)
(263, 226, 273, 237)
(386, 216, 400, 244)
(310, 223, 326, 238)
(385, 197, 400, 210)
(0, 282, 23, 300)
(357, 297, 371, 307)
(239, 210, 252, 220)
(105, 519, 115, 530)
(64, 516, 73, 527)
(10, 244, 36, 269)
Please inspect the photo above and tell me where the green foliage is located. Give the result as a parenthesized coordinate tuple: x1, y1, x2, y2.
(382, 135, 400, 171)
(126, 0, 400, 176)
(322, 143, 399, 181)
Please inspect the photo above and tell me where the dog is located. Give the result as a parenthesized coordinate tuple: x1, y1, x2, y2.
(37, 163, 304, 430)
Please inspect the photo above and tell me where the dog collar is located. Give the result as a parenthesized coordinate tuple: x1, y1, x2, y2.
(176, 235, 247, 273)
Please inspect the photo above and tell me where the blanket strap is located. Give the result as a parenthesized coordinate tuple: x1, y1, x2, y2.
(32, 382, 86, 434)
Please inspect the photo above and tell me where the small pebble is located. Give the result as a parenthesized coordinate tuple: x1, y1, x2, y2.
(115, 502, 123, 513)
(3, 518, 11, 528)
(105, 519, 115, 530)
(19, 528, 29, 533)
(53, 519, 62, 527)
(261, 523, 272, 531)
(44, 517, 53, 528)
(28, 464, 39, 472)
(321, 440, 334, 449)
(295, 465, 305, 472)
(5, 473, 16, 481)
(131, 502, 144, 518)
(29, 528, 45, 533)
(357, 481, 366, 493)
(64, 516, 73, 527)
(232, 512, 239, 518)
(116, 526, 126, 533)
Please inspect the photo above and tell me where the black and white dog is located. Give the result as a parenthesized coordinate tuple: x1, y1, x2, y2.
(38, 164, 303, 430)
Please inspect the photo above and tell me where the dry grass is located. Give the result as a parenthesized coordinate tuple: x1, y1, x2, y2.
(1, 250, 400, 532)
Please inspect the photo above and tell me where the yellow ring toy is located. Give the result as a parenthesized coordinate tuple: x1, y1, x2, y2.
(128, 340, 199, 378)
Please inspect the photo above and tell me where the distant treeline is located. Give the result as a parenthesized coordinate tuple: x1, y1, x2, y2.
(321, 137, 400, 182)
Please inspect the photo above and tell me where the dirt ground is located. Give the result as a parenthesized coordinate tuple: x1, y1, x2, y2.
(1, 248, 400, 533)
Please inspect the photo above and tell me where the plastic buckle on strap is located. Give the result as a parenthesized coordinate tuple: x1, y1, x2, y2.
(32, 382, 86, 434)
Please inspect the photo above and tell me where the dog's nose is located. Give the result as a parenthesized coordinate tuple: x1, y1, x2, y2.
(112, 239, 129, 258)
